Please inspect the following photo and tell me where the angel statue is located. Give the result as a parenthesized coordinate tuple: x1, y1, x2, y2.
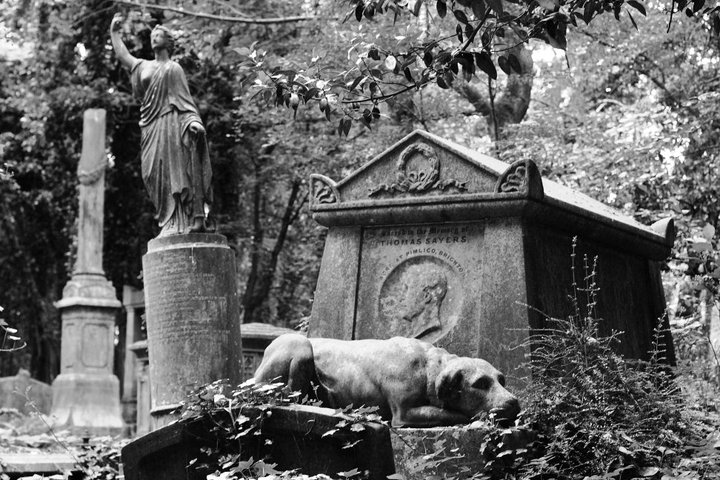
(110, 14, 213, 236)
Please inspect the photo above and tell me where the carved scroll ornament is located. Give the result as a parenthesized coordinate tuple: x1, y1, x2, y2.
(495, 159, 544, 199)
(310, 174, 339, 205)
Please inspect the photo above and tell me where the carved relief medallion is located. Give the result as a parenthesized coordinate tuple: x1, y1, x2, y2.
(369, 143, 468, 197)
(378, 256, 462, 343)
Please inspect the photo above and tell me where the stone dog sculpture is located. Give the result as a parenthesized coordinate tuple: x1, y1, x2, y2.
(254, 334, 520, 427)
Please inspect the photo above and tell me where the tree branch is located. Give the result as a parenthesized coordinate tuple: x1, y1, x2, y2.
(114, 0, 314, 25)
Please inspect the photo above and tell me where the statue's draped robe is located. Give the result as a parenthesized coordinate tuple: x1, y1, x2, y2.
(131, 59, 212, 234)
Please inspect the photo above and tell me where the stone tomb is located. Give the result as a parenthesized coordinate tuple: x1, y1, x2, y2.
(309, 130, 675, 381)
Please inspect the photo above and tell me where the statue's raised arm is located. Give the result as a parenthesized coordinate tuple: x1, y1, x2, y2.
(109, 14, 137, 70)
(110, 15, 213, 236)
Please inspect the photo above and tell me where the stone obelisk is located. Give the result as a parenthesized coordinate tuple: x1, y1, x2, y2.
(50, 109, 124, 433)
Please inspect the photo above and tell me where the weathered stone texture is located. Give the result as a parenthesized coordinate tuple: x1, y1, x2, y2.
(142, 232, 241, 429)
(308, 130, 676, 384)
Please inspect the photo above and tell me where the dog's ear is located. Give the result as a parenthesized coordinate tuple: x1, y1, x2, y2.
(436, 367, 463, 405)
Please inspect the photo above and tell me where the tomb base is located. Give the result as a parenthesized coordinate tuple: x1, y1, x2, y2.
(390, 424, 532, 479)
(122, 405, 394, 480)
(142, 233, 241, 430)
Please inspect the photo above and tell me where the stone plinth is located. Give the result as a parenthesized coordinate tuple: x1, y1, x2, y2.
(390, 424, 531, 479)
(51, 276, 124, 433)
(308, 130, 676, 384)
(122, 404, 394, 480)
(142, 233, 241, 429)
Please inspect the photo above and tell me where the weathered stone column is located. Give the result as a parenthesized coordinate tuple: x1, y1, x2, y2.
(142, 233, 241, 430)
(50, 109, 124, 434)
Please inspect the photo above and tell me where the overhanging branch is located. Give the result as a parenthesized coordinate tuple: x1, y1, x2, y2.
(114, 0, 314, 25)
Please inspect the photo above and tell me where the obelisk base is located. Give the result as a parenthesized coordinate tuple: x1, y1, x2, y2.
(50, 276, 124, 434)
(142, 233, 242, 430)
(51, 373, 124, 434)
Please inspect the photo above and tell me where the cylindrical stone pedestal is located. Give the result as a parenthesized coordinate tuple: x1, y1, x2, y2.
(142, 233, 242, 430)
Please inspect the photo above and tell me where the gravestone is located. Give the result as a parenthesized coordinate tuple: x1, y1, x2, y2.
(128, 339, 150, 436)
(122, 404, 394, 480)
(50, 109, 124, 433)
(239, 322, 297, 381)
(121, 285, 145, 430)
(0, 369, 52, 415)
(309, 130, 675, 382)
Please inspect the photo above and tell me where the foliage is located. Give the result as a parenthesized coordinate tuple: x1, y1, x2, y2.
(229, 0, 718, 135)
(75, 440, 124, 480)
(0, 305, 26, 353)
(513, 259, 683, 478)
(174, 379, 377, 480)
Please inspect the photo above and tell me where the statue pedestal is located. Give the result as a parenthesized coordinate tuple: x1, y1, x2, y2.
(142, 233, 241, 430)
(50, 274, 124, 434)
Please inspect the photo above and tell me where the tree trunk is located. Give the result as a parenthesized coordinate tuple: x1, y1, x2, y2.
(241, 177, 306, 324)
(453, 30, 534, 140)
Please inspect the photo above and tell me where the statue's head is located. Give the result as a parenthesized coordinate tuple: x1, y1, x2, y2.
(151, 25, 175, 55)
(399, 266, 448, 321)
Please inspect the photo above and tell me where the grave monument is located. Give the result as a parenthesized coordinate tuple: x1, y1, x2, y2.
(308, 130, 676, 382)
(0, 369, 52, 415)
(111, 14, 241, 429)
(50, 109, 124, 433)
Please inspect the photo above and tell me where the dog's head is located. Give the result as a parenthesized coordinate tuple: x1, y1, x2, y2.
(435, 357, 520, 425)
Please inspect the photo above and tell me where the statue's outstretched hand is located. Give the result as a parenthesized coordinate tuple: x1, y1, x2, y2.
(189, 122, 206, 138)
(110, 14, 123, 33)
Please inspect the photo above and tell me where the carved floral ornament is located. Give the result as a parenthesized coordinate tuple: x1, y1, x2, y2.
(369, 143, 468, 197)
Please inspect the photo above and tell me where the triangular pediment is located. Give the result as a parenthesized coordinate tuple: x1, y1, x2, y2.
(310, 130, 525, 207)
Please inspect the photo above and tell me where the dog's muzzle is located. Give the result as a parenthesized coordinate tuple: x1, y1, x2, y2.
(490, 397, 521, 427)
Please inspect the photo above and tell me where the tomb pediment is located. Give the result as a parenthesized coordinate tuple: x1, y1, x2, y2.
(310, 129, 542, 212)
(310, 129, 672, 257)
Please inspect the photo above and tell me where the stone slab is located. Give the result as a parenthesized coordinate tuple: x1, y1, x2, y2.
(355, 223, 484, 347)
(0, 453, 76, 474)
(122, 404, 394, 480)
(310, 226, 361, 340)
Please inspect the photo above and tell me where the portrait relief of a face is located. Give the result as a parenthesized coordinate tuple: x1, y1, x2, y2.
(379, 257, 459, 342)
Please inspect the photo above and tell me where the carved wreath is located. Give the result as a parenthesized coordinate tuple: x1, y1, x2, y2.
(369, 144, 467, 197)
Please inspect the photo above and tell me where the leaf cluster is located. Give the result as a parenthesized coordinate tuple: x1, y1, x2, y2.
(75, 441, 124, 480)
(235, 0, 665, 133)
